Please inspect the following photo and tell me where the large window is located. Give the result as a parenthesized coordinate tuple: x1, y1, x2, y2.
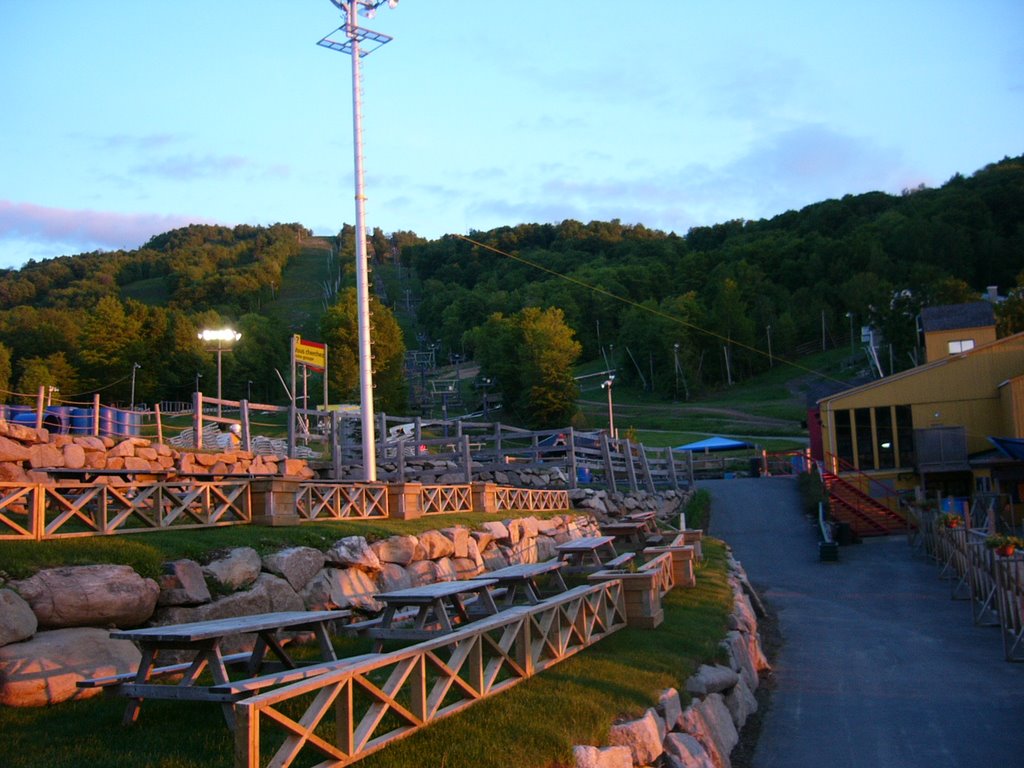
(855, 408, 874, 470)
(947, 339, 975, 354)
(876, 407, 895, 469)
(832, 404, 914, 471)
(834, 409, 854, 467)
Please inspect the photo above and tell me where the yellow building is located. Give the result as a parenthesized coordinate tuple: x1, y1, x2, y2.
(919, 301, 997, 363)
(816, 330, 1024, 501)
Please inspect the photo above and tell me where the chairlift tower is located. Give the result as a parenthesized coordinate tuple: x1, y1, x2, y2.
(318, 0, 400, 481)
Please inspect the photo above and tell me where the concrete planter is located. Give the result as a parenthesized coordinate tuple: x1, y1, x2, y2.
(588, 569, 664, 629)
(643, 543, 696, 588)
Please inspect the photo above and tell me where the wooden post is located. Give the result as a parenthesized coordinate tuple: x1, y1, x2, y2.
(331, 410, 342, 480)
(639, 444, 655, 493)
(396, 437, 407, 482)
(240, 400, 251, 452)
(471, 481, 498, 514)
(286, 398, 296, 459)
(92, 393, 101, 437)
(601, 432, 617, 493)
(568, 427, 579, 490)
(155, 403, 164, 445)
(624, 439, 639, 492)
(35, 386, 45, 429)
(193, 392, 203, 449)
(495, 423, 503, 464)
(462, 435, 472, 483)
(667, 446, 678, 489)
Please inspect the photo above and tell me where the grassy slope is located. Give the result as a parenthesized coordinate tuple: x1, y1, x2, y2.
(0, 541, 732, 768)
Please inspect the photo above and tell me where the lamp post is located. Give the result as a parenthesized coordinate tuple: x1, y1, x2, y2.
(247, 380, 253, 402)
(480, 377, 492, 418)
(319, 0, 399, 482)
(198, 328, 241, 418)
(195, 372, 202, 394)
(846, 312, 855, 354)
(130, 362, 141, 411)
(601, 375, 616, 438)
(766, 325, 773, 368)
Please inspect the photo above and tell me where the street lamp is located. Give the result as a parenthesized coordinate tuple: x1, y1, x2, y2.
(766, 325, 773, 368)
(601, 375, 616, 438)
(480, 377, 492, 418)
(319, 0, 400, 482)
(130, 362, 141, 411)
(198, 328, 241, 418)
(195, 372, 202, 394)
(247, 380, 253, 402)
(846, 312, 855, 354)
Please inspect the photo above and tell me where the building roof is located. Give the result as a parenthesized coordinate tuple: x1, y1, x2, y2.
(919, 301, 995, 332)
(816, 330, 1024, 407)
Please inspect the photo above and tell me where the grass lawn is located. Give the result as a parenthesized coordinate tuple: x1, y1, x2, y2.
(0, 539, 731, 768)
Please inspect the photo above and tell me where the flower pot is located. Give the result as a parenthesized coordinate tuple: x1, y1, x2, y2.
(994, 545, 1015, 557)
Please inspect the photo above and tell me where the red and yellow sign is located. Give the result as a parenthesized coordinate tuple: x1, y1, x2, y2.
(294, 335, 326, 372)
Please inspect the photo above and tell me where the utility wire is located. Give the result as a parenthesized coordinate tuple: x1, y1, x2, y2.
(453, 234, 846, 385)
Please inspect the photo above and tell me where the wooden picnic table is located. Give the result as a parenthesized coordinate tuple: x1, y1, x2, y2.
(81, 609, 349, 728)
(599, 520, 649, 548)
(368, 579, 500, 651)
(556, 535, 620, 570)
(467, 559, 569, 606)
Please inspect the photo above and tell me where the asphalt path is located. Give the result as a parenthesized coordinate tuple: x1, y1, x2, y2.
(702, 477, 1024, 768)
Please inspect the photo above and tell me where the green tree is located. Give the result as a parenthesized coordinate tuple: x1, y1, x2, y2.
(321, 288, 407, 412)
(474, 306, 581, 428)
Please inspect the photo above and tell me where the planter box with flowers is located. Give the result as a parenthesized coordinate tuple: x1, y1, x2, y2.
(984, 533, 1023, 557)
(938, 513, 963, 530)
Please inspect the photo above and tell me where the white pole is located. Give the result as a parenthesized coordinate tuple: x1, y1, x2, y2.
(348, 2, 377, 482)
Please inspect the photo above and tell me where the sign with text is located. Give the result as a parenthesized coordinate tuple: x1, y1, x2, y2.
(294, 335, 326, 371)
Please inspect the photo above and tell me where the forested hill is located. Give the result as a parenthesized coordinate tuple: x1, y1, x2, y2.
(0, 155, 1021, 409)
(407, 154, 1024, 392)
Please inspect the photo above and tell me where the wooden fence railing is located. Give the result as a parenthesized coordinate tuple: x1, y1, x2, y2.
(922, 513, 1024, 662)
(295, 483, 388, 522)
(0, 480, 252, 541)
(233, 580, 627, 768)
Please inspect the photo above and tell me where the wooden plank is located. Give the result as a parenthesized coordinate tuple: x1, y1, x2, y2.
(109, 610, 349, 643)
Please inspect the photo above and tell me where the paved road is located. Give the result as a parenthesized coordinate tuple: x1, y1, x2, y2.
(702, 477, 1024, 768)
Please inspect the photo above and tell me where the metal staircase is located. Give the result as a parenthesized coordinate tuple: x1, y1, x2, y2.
(821, 456, 910, 538)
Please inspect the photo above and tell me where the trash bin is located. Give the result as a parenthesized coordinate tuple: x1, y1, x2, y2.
(749, 458, 762, 477)
(576, 466, 592, 484)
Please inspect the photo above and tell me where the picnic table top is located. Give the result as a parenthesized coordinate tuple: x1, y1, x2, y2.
(624, 510, 657, 521)
(600, 521, 647, 533)
(555, 535, 616, 552)
(109, 609, 350, 642)
(376, 578, 499, 603)
(469, 560, 565, 580)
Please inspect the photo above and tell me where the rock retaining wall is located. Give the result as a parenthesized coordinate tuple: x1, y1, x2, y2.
(0, 513, 604, 707)
(572, 547, 771, 768)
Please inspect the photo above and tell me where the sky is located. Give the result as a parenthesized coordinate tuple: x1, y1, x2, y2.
(1, 0, 1022, 270)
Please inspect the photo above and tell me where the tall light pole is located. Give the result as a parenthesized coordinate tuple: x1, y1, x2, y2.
(195, 372, 202, 394)
(602, 375, 616, 438)
(247, 380, 253, 402)
(319, 0, 398, 482)
(198, 328, 241, 418)
(846, 311, 855, 354)
(766, 325, 773, 368)
(130, 362, 141, 411)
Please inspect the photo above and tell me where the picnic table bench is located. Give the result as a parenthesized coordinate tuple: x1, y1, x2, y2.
(556, 535, 620, 571)
(78, 609, 349, 728)
(367, 579, 500, 651)
(466, 559, 569, 606)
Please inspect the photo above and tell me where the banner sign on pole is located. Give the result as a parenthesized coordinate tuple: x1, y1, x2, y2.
(294, 335, 327, 372)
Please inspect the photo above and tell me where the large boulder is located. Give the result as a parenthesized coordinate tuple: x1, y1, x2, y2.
(418, 530, 455, 559)
(202, 547, 262, 591)
(572, 745, 633, 768)
(0, 588, 38, 646)
(325, 537, 380, 571)
(157, 559, 212, 607)
(608, 708, 665, 766)
(12, 565, 159, 629)
(371, 535, 419, 565)
(0, 627, 140, 707)
(262, 547, 326, 592)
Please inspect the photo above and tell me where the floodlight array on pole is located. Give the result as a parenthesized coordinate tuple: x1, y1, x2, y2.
(198, 328, 241, 418)
(319, 0, 400, 482)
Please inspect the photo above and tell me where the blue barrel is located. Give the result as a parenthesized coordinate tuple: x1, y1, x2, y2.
(119, 410, 142, 437)
(70, 407, 93, 435)
(11, 411, 38, 429)
(99, 406, 118, 437)
(44, 406, 72, 435)
(576, 466, 592, 484)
